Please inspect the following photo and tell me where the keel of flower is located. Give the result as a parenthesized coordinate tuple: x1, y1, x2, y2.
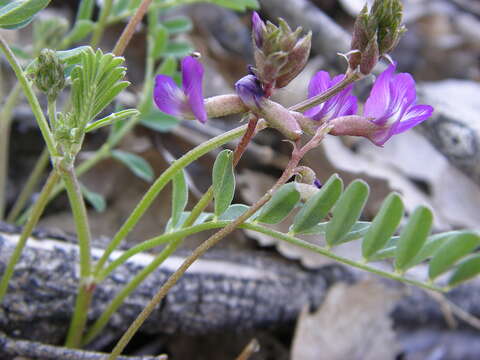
(153, 56, 207, 123)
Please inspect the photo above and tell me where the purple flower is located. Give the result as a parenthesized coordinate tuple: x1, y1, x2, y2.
(234, 74, 265, 111)
(153, 56, 207, 123)
(252, 11, 266, 48)
(304, 71, 357, 122)
(364, 64, 433, 145)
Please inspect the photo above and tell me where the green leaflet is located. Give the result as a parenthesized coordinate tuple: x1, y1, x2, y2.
(362, 193, 404, 260)
(256, 183, 300, 224)
(394, 206, 433, 273)
(171, 170, 189, 229)
(80, 184, 106, 213)
(325, 180, 369, 247)
(212, 150, 235, 217)
(428, 232, 480, 280)
(164, 16, 193, 34)
(112, 150, 154, 183)
(0, 0, 51, 28)
(290, 174, 343, 235)
(448, 254, 480, 288)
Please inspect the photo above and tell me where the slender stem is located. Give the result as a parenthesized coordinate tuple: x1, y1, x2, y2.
(0, 35, 58, 158)
(245, 223, 444, 292)
(93, 124, 248, 276)
(83, 237, 183, 345)
(76, 0, 95, 21)
(0, 83, 22, 219)
(90, 0, 114, 48)
(0, 170, 61, 303)
(7, 149, 50, 223)
(99, 221, 232, 280)
(61, 164, 93, 348)
(183, 187, 214, 226)
(47, 95, 58, 131)
(112, 0, 153, 56)
(290, 70, 361, 113)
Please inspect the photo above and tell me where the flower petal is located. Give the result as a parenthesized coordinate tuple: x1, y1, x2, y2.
(387, 72, 416, 117)
(153, 74, 183, 117)
(304, 71, 331, 118)
(395, 104, 433, 134)
(182, 56, 207, 123)
(364, 63, 396, 120)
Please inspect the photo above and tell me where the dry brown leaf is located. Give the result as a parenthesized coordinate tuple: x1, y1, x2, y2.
(291, 280, 401, 360)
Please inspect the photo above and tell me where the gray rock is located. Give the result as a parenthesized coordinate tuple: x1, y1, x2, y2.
(417, 80, 480, 185)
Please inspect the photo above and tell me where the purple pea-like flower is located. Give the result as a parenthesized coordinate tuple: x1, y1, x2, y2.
(304, 71, 358, 122)
(153, 56, 207, 123)
(364, 63, 433, 146)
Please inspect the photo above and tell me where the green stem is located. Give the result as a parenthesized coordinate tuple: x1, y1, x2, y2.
(47, 96, 57, 131)
(7, 149, 50, 223)
(99, 220, 229, 280)
(76, 0, 95, 21)
(245, 223, 444, 292)
(0, 170, 61, 303)
(93, 124, 248, 276)
(62, 164, 93, 348)
(0, 35, 58, 159)
(83, 236, 183, 345)
(0, 83, 22, 219)
(90, 0, 114, 48)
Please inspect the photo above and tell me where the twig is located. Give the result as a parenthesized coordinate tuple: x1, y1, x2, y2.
(0, 331, 166, 360)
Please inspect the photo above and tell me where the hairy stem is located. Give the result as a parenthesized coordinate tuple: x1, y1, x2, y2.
(113, 0, 153, 56)
(0, 170, 60, 303)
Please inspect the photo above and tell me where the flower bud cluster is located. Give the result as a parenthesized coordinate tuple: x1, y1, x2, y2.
(349, 0, 406, 74)
(33, 49, 65, 101)
(250, 12, 311, 95)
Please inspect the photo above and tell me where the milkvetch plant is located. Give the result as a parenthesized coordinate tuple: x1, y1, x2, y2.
(0, 0, 478, 359)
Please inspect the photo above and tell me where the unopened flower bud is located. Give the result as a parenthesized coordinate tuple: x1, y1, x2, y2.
(235, 74, 302, 140)
(34, 49, 65, 100)
(295, 166, 316, 185)
(349, 0, 405, 74)
(250, 12, 311, 91)
(235, 74, 265, 111)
